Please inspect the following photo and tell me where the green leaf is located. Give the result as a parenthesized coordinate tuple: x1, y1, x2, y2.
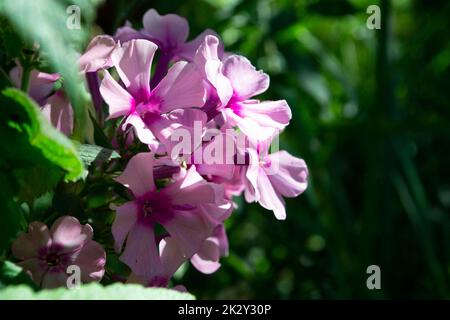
(0, 283, 195, 300)
(0, 0, 103, 140)
(78, 144, 120, 167)
(1, 88, 84, 181)
(0, 261, 37, 290)
(0, 173, 26, 254)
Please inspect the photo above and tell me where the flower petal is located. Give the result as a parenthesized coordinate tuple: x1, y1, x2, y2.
(112, 201, 139, 253)
(111, 39, 157, 96)
(78, 35, 116, 73)
(266, 151, 308, 197)
(153, 61, 206, 113)
(123, 113, 159, 150)
(99, 70, 134, 119)
(240, 100, 291, 130)
(42, 91, 73, 136)
(223, 55, 269, 100)
(159, 237, 185, 278)
(74, 240, 106, 283)
(115, 152, 156, 197)
(256, 171, 286, 220)
(162, 209, 215, 258)
(50, 216, 93, 253)
(142, 9, 189, 51)
(163, 166, 216, 206)
(178, 29, 223, 62)
(191, 237, 221, 274)
(41, 270, 68, 289)
(120, 222, 162, 280)
(12, 222, 51, 260)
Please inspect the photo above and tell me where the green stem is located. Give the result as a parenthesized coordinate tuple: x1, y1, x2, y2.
(20, 64, 31, 93)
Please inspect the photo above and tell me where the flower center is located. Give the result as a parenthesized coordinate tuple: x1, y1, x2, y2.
(143, 201, 153, 217)
(46, 253, 61, 267)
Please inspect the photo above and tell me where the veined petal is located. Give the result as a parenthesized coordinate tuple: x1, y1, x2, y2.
(162, 166, 216, 206)
(123, 113, 159, 150)
(120, 223, 162, 281)
(161, 209, 215, 258)
(42, 91, 73, 136)
(78, 35, 116, 73)
(112, 201, 139, 253)
(223, 55, 269, 100)
(266, 151, 308, 197)
(111, 39, 157, 97)
(153, 61, 206, 113)
(100, 70, 134, 119)
(240, 100, 291, 130)
(256, 172, 286, 220)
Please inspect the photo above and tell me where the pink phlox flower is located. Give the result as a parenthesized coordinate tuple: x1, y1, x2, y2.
(12, 216, 106, 289)
(99, 39, 206, 152)
(243, 138, 308, 220)
(112, 152, 226, 281)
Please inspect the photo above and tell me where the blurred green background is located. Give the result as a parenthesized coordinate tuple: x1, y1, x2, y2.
(95, 0, 450, 299)
(2, 0, 450, 299)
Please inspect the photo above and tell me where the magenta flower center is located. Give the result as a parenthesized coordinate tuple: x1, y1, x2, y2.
(45, 252, 61, 267)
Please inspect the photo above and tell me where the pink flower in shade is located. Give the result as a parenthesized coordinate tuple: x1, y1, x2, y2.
(11, 216, 106, 289)
(244, 140, 309, 220)
(191, 224, 229, 274)
(195, 35, 292, 141)
(115, 9, 221, 63)
(10, 66, 73, 136)
(99, 39, 206, 151)
(112, 152, 225, 281)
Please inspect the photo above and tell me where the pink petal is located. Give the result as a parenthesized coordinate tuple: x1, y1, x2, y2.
(42, 91, 73, 136)
(213, 224, 229, 257)
(159, 237, 185, 278)
(223, 55, 269, 100)
(266, 151, 308, 197)
(120, 222, 162, 280)
(74, 240, 106, 283)
(112, 201, 139, 253)
(142, 9, 189, 50)
(50, 216, 93, 253)
(114, 21, 145, 43)
(223, 108, 275, 142)
(78, 35, 116, 73)
(191, 238, 221, 274)
(17, 258, 47, 286)
(162, 166, 216, 206)
(178, 29, 223, 62)
(244, 147, 260, 203)
(41, 270, 68, 289)
(100, 70, 134, 119)
(12, 222, 51, 260)
(152, 61, 206, 113)
(111, 39, 157, 97)
(123, 113, 159, 150)
(256, 171, 286, 220)
(162, 209, 215, 258)
(205, 59, 233, 106)
(239, 100, 291, 130)
(115, 152, 156, 197)
(10, 67, 58, 104)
